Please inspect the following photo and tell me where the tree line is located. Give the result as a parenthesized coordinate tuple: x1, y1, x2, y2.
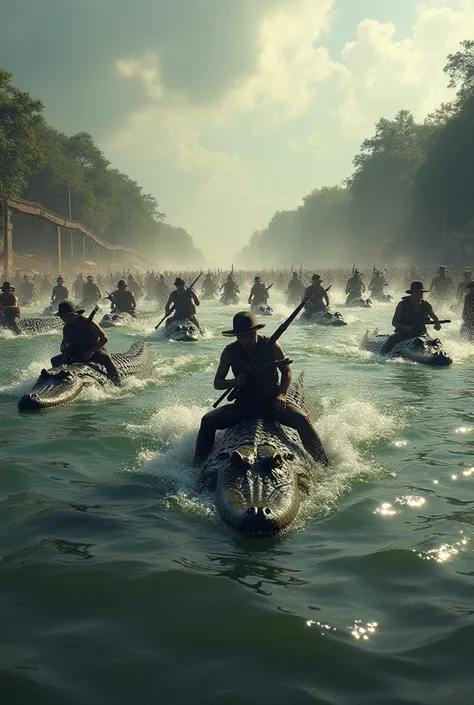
(237, 40, 474, 268)
(0, 70, 203, 267)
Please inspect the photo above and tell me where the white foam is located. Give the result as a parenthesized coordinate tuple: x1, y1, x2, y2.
(130, 403, 213, 519)
(309, 400, 397, 515)
(130, 397, 398, 529)
(0, 360, 48, 396)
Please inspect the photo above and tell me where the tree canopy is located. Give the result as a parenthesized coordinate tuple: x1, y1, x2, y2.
(0, 70, 45, 198)
(237, 40, 474, 268)
(1, 73, 203, 266)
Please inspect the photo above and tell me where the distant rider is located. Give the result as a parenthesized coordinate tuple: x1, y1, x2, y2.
(345, 269, 365, 303)
(0, 281, 21, 335)
(165, 277, 203, 333)
(369, 269, 388, 301)
(302, 274, 329, 317)
(51, 301, 121, 385)
(108, 279, 137, 314)
(81, 275, 101, 306)
(248, 276, 269, 308)
(457, 271, 472, 302)
(380, 281, 440, 355)
(51, 276, 69, 305)
(429, 266, 454, 304)
(287, 272, 305, 305)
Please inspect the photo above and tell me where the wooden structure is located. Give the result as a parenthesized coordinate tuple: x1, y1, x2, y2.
(0, 197, 152, 277)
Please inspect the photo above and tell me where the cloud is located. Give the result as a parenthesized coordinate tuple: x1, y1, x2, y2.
(109, 0, 342, 173)
(336, 0, 474, 134)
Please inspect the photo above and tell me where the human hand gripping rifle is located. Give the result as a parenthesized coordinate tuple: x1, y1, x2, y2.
(212, 296, 310, 409)
(62, 306, 99, 364)
(155, 271, 203, 330)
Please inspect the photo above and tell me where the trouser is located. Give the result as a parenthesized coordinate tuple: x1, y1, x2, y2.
(1, 316, 21, 335)
(194, 401, 328, 466)
(380, 331, 412, 355)
(51, 349, 121, 385)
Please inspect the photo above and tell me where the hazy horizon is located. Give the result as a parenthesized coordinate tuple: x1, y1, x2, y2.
(1, 0, 473, 265)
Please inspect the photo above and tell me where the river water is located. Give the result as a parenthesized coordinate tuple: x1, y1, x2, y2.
(1, 288, 473, 705)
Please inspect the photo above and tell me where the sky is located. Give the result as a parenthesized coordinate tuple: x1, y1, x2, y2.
(1, 0, 474, 264)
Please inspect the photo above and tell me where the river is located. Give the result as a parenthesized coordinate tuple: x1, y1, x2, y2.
(1, 288, 473, 705)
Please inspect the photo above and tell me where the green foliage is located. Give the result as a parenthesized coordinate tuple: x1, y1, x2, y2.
(0, 70, 46, 198)
(239, 40, 474, 266)
(444, 40, 474, 94)
(1, 72, 202, 265)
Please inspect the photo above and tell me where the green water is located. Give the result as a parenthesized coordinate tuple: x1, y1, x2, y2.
(1, 291, 473, 705)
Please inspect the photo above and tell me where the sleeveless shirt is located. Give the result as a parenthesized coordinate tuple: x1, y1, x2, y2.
(227, 335, 279, 405)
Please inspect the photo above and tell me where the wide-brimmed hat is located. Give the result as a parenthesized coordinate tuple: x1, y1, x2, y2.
(174, 277, 185, 286)
(439, 265, 446, 271)
(353, 269, 362, 275)
(222, 311, 265, 337)
(1, 281, 13, 291)
(55, 300, 85, 316)
(117, 279, 127, 287)
(57, 276, 64, 282)
(254, 276, 261, 281)
(86, 275, 94, 280)
(292, 272, 298, 277)
(312, 273, 322, 281)
(406, 281, 428, 294)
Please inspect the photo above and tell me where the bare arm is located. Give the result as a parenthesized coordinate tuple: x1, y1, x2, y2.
(190, 290, 200, 306)
(273, 342, 291, 410)
(165, 293, 174, 316)
(88, 321, 108, 353)
(213, 348, 247, 391)
(425, 302, 441, 329)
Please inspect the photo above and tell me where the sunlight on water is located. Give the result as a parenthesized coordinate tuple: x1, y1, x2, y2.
(374, 502, 397, 516)
(415, 533, 469, 563)
(394, 495, 426, 508)
(350, 620, 379, 641)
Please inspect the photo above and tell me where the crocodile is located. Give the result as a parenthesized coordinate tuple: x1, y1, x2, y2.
(165, 318, 201, 342)
(18, 341, 152, 410)
(361, 330, 452, 366)
(99, 310, 158, 328)
(1, 316, 62, 336)
(199, 376, 322, 537)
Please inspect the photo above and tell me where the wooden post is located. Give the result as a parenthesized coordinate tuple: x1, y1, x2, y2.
(1, 200, 13, 279)
(82, 234, 85, 264)
(57, 225, 62, 273)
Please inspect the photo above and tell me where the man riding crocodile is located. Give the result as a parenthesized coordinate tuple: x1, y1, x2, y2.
(193, 311, 328, 466)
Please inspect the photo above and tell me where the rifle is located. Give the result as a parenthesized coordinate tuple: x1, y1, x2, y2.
(212, 297, 308, 409)
(63, 306, 99, 364)
(425, 319, 451, 324)
(155, 271, 203, 330)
